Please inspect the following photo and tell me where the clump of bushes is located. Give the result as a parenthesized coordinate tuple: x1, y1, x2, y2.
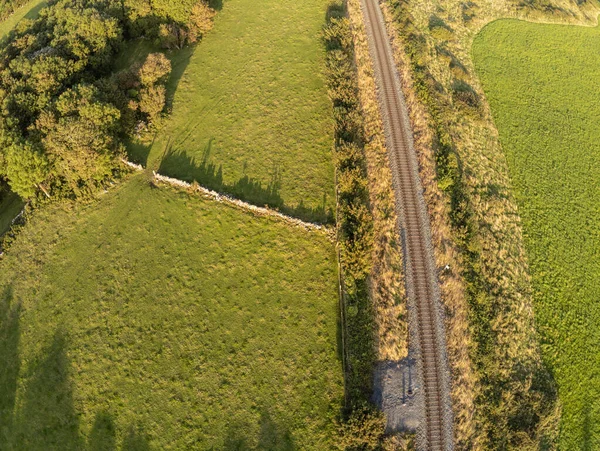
(451, 79, 479, 108)
(428, 14, 454, 40)
(324, 3, 385, 449)
(0, 0, 214, 201)
(0, 0, 31, 22)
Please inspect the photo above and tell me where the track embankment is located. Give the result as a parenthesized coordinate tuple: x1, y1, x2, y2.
(358, 0, 454, 449)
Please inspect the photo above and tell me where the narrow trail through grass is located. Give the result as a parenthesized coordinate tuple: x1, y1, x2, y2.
(132, 0, 335, 217)
(473, 20, 600, 448)
(0, 176, 343, 449)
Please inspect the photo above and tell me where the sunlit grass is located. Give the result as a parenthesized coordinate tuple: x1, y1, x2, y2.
(128, 0, 335, 215)
(473, 19, 600, 448)
(0, 176, 343, 449)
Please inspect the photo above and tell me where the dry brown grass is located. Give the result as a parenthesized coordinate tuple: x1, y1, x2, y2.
(347, 0, 408, 362)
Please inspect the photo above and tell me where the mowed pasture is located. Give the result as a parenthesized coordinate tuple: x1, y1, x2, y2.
(0, 176, 343, 449)
(130, 0, 335, 220)
(473, 20, 600, 448)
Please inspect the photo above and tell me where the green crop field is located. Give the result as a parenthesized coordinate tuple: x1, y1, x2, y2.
(129, 0, 335, 220)
(0, 0, 46, 39)
(0, 176, 343, 449)
(473, 20, 600, 448)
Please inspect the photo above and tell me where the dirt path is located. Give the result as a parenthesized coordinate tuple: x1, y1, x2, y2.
(358, 0, 454, 448)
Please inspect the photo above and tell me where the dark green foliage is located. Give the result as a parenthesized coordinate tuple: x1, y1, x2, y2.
(324, 5, 384, 449)
(0, 0, 123, 199)
(0, 0, 211, 200)
(116, 0, 215, 48)
(451, 78, 479, 108)
(428, 14, 452, 32)
(338, 403, 386, 451)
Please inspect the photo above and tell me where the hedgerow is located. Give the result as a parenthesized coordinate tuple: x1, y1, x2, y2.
(324, 3, 385, 449)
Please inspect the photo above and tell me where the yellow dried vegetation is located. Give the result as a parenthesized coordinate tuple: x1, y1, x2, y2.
(347, 0, 408, 362)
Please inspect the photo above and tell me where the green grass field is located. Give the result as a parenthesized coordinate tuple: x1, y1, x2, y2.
(130, 0, 335, 219)
(0, 0, 46, 39)
(473, 20, 600, 448)
(0, 176, 343, 449)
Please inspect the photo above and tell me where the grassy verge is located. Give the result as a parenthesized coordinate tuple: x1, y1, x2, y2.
(127, 0, 336, 221)
(473, 19, 600, 448)
(0, 175, 343, 449)
(0, 0, 46, 39)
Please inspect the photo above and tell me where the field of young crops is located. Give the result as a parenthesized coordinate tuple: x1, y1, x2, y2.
(473, 19, 600, 448)
(0, 176, 343, 449)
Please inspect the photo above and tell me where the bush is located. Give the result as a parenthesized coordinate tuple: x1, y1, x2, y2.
(338, 403, 386, 450)
(451, 79, 479, 108)
(324, 4, 384, 450)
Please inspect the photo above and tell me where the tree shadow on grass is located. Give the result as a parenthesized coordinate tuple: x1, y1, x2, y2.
(122, 423, 152, 451)
(0, 288, 156, 451)
(581, 396, 597, 451)
(257, 411, 295, 450)
(11, 329, 83, 450)
(208, 0, 223, 11)
(158, 143, 333, 224)
(23, 1, 48, 21)
(88, 411, 117, 451)
(0, 285, 20, 444)
(120, 37, 195, 167)
(223, 410, 295, 450)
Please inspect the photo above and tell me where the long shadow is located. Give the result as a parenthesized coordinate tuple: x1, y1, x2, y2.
(208, 0, 223, 11)
(223, 421, 249, 450)
(0, 285, 20, 445)
(23, 1, 48, 20)
(88, 410, 117, 451)
(256, 411, 295, 450)
(118, 21, 195, 166)
(11, 329, 83, 450)
(582, 397, 594, 451)
(159, 145, 333, 224)
(122, 423, 151, 451)
(0, 291, 156, 451)
(222, 410, 295, 450)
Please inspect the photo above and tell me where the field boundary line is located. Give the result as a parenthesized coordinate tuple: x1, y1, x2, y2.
(121, 160, 328, 233)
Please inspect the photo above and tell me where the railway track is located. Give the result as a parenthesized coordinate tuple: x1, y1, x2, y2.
(358, 0, 454, 449)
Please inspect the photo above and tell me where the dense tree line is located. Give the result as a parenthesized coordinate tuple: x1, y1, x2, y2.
(0, 0, 215, 200)
(324, 4, 389, 450)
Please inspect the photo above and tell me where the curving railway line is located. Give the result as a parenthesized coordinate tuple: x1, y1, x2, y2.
(358, 0, 454, 449)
